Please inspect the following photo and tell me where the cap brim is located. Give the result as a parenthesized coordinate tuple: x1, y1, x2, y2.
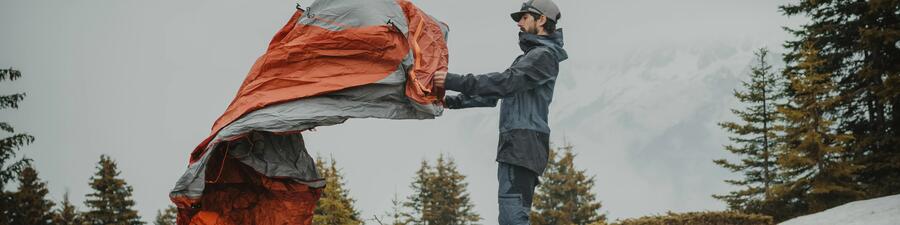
(510, 11, 527, 22)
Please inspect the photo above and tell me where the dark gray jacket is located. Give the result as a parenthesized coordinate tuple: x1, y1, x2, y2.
(444, 30, 567, 174)
(444, 30, 567, 134)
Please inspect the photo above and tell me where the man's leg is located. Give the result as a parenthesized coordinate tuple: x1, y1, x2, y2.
(498, 162, 538, 225)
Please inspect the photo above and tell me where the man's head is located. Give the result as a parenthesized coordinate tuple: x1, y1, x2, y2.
(511, 0, 560, 36)
(516, 12, 555, 35)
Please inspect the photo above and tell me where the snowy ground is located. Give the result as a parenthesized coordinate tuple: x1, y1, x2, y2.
(779, 194, 900, 225)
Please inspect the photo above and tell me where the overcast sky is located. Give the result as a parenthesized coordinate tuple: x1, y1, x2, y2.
(1, 0, 803, 223)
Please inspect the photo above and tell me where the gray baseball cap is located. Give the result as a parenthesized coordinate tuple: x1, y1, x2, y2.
(511, 0, 561, 22)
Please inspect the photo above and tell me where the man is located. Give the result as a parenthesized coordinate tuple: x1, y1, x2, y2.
(433, 0, 567, 224)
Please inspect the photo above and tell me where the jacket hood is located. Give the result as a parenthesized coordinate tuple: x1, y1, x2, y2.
(519, 29, 568, 62)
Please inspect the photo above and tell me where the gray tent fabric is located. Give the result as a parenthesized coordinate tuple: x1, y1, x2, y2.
(210, 58, 438, 144)
(170, 131, 325, 200)
(170, 57, 443, 199)
(170, 0, 448, 203)
(299, 0, 409, 32)
(226, 132, 322, 185)
(170, 66, 433, 199)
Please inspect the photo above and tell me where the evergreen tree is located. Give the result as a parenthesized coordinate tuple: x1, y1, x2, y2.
(531, 144, 606, 225)
(714, 48, 786, 215)
(403, 160, 433, 225)
(314, 156, 362, 225)
(431, 155, 480, 225)
(403, 154, 480, 225)
(82, 155, 143, 225)
(773, 42, 862, 217)
(53, 191, 84, 225)
(154, 205, 177, 225)
(10, 165, 55, 225)
(0, 67, 35, 224)
(375, 193, 408, 225)
(781, 0, 900, 198)
(388, 193, 408, 225)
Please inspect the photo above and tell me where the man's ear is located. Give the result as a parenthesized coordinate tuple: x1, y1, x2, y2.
(536, 16, 548, 34)
(537, 15, 548, 27)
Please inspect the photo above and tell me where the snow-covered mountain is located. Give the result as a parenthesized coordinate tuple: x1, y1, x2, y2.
(541, 38, 781, 219)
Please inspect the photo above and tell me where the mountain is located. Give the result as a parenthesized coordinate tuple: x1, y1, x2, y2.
(544, 38, 781, 219)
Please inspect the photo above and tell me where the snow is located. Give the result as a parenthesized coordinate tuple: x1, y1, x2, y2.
(779, 194, 900, 225)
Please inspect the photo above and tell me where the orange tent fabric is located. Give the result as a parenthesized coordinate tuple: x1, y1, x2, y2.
(172, 1, 449, 224)
(175, 148, 321, 225)
(190, 0, 448, 163)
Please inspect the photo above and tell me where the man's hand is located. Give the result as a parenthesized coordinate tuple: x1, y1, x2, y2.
(443, 96, 451, 109)
(433, 71, 447, 89)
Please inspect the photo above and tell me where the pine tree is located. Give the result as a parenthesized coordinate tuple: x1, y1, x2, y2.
(314, 156, 362, 225)
(713, 48, 786, 215)
(781, 0, 900, 198)
(0, 67, 35, 224)
(375, 193, 408, 225)
(83, 155, 143, 225)
(388, 193, 408, 225)
(431, 155, 480, 224)
(154, 205, 177, 225)
(403, 154, 480, 225)
(403, 160, 433, 225)
(9, 165, 55, 225)
(773, 42, 862, 217)
(531, 144, 606, 225)
(53, 191, 84, 225)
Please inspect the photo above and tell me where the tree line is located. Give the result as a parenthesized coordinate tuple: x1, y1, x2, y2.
(1, 68, 158, 225)
(714, 0, 899, 222)
(0, 149, 177, 225)
(315, 144, 608, 225)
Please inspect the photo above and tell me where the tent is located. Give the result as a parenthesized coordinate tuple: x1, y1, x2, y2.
(169, 0, 448, 224)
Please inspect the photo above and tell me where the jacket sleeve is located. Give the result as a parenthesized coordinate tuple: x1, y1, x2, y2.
(444, 94, 500, 109)
(444, 48, 558, 97)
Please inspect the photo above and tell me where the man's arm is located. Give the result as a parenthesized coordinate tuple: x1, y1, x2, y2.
(444, 94, 500, 109)
(444, 48, 558, 97)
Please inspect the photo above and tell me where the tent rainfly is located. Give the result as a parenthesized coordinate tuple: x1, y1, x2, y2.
(169, 0, 448, 224)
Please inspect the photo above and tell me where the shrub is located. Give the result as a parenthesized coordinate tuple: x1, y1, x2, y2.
(609, 211, 773, 225)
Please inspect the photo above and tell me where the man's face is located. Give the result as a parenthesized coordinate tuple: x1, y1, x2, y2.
(517, 13, 544, 35)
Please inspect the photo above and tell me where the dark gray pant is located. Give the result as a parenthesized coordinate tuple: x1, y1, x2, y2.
(498, 162, 538, 225)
